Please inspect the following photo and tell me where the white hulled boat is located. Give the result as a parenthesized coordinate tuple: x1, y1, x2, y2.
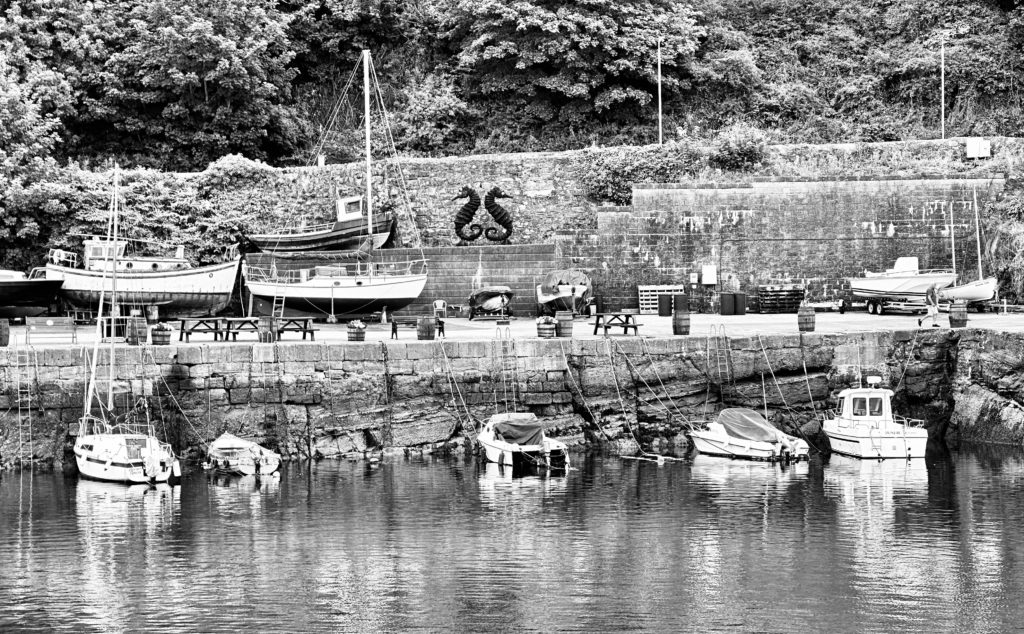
(477, 412, 570, 472)
(821, 376, 928, 459)
(850, 257, 956, 302)
(203, 433, 282, 476)
(74, 168, 181, 485)
(45, 237, 240, 318)
(690, 408, 809, 462)
(242, 50, 427, 318)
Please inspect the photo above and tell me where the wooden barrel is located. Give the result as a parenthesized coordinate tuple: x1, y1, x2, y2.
(949, 301, 968, 328)
(672, 311, 690, 336)
(417, 316, 436, 340)
(347, 326, 365, 341)
(555, 311, 573, 337)
(126, 317, 147, 345)
(537, 323, 556, 338)
(258, 316, 278, 343)
(151, 328, 171, 346)
(0, 319, 8, 347)
(797, 305, 815, 332)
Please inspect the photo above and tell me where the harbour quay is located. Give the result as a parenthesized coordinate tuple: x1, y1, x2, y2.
(1, 315, 1021, 471)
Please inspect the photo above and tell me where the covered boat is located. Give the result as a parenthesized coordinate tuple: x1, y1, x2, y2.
(0, 269, 63, 318)
(822, 376, 928, 459)
(849, 257, 956, 305)
(477, 412, 569, 472)
(536, 269, 592, 316)
(44, 237, 240, 318)
(689, 408, 809, 462)
(203, 433, 282, 476)
(469, 285, 514, 319)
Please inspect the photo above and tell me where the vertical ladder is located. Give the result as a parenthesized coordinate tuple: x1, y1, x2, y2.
(495, 328, 518, 412)
(14, 341, 36, 468)
(707, 325, 735, 401)
(271, 293, 286, 319)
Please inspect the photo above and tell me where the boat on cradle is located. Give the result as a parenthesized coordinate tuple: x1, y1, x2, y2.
(247, 195, 394, 253)
(850, 257, 956, 311)
(74, 168, 181, 486)
(44, 237, 240, 318)
(469, 286, 514, 319)
(203, 433, 282, 476)
(821, 376, 928, 459)
(0, 269, 63, 317)
(477, 412, 570, 472)
(536, 269, 592, 316)
(689, 408, 810, 462)
(241, 49, 427, 319)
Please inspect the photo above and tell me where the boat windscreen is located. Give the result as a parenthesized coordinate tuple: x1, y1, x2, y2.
(541, 270, 591, 293)
(717, 408, 779, 443)
(493, 420, 545, 445)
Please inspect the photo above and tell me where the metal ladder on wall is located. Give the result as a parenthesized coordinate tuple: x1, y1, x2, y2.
(494, 328, 519, 413)
(13, 341, 37, 468)
(707, 325, 736, 401)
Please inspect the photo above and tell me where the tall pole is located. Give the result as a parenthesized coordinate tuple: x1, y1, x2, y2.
(974, 188, 984, 281)
(950, 202, 957, 277)
(363, 50, 374, 274)
(657, 39, 663, 145)
(107, 165, 119, 412)
(940, 34, 945, 140)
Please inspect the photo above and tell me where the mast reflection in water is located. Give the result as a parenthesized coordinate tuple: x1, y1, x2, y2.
(2, 446, 1024, 632)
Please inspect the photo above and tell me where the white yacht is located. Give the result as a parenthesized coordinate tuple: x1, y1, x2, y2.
(822, 376, 929, 459)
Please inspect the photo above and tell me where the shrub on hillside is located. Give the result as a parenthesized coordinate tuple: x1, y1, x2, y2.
(709, 123, 768, 171)
(574, 141, 707, 205)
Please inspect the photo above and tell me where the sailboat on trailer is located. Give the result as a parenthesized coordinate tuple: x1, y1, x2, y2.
(242, 50, 427, 318)
(73, 168, 181, 485)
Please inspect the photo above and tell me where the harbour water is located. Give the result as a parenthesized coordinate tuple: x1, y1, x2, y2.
(2, 445, 1024, 632)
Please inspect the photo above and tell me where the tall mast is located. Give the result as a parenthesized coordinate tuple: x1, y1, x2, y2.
(949, 202, 956, 278)
(107, 165, 120, 411)
(363, 49, 374, 270)
(974, 188, 984, 281)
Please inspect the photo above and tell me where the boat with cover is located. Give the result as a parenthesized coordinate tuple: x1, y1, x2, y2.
(203, 433, 282, 476)
(74, 168, 181, 485)
(821, 376, 928, 459)
(469, 286, 514, 319)
(689, 408, 809, 462)
(0, 269, 63, 317)
(241, 50, 427, 318)
(44, 237, 240, 318)
(536, 269, 592, 316)
(849, 257, 956, 304)
(247, 195, 394, 253)
(477, 412, 569, 472)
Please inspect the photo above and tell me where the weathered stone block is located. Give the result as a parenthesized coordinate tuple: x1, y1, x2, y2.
(251, 344, 277, 363)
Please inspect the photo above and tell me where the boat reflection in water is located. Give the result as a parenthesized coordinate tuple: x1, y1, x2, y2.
(689, 452, 810, 489)
(477, 462, 568, 512)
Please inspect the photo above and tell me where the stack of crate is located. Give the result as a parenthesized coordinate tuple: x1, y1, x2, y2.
(757, 284, 805, 313)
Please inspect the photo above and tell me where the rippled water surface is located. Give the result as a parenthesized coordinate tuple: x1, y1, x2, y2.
(3, 446, 1024, 632)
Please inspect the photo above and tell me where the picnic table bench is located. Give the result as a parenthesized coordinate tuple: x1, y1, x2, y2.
(591, 312, 643, 336)
(181, 316, 319, 342)
(179, 317, 223, 342)
(277, 317, 318, 341)
(25, 316, 78, 344)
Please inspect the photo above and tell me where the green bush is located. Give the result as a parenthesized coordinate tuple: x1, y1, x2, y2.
(709, 123, 769, 171)
(574, 141, 708, 205)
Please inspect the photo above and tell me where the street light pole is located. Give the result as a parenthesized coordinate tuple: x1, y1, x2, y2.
(940, 34, 945, 140)
(657, 39, 663, 145)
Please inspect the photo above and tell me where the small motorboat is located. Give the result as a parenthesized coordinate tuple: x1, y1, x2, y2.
(850, 257, 956, 302)
(204, 433, 282, 476)
(938, 276, 997, 306)
(689, 408, 809, 462)
(822, 376, 928, 459)
(536, 269, 592, 316)
(477, 412, 569, 471)
(468, 285, 514, 320)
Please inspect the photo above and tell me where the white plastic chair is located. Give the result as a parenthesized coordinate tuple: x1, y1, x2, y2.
(432, 299, 447, 319)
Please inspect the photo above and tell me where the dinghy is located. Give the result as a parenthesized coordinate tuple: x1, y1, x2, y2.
(477, 412, 569, 472)
(689, 408, 809, 462)
(204, 433, 282, 476)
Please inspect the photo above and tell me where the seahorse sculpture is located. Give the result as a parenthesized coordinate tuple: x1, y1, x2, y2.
(451, 186, 483, 242)
(483, 186, 513, 242)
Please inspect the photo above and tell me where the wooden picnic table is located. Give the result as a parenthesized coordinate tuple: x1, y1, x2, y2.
(179, 317, 223, 342)
(591, 312, 643, 336)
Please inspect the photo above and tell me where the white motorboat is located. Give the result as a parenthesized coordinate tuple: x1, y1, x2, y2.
(241, 50, 427, 319)
(850, 257, 956, 302)
(74, 168, 181, 485)
(203, 433, 282, 476)
(689, 408, 809, 462)
(536, 269, 592, 316)
(45, 237, 240, 317)
(477, 412, 569, 471)
(938, 276, 997, 304)
(821, 376, 929, 459)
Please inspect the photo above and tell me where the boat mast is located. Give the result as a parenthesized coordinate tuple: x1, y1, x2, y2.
(363, 49, 374, 276)
(949, 201, 957, 278)
(107, 165, 120, 412)
(974, 188, 984, 281)
(83, 170, 117, 422)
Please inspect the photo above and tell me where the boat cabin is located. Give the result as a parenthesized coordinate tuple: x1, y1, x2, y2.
(335, 195, 364, 222)
(51, 238, 190, 272)
(833, 377, 894, 423)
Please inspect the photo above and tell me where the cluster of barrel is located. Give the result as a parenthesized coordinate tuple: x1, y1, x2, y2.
(655, 294, 692, 335)
(537, 311, 574, 338)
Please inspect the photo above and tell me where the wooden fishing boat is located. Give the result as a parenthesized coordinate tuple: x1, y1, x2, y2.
(0, 269, 63, 317)
(477, 412, 569, 471)
(689, 408, 809, 462)
(821, 376, 928, 459)
(247, 196, 394, 253)
(203, 433, 281, 476)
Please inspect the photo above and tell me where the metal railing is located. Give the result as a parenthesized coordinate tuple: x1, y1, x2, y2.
(243, 258, 427, 283)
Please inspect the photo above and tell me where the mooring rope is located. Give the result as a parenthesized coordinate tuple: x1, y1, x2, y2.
(555, 339, 610, 441)
(615, 339, 700, 430)
(756, 333, 821, 453)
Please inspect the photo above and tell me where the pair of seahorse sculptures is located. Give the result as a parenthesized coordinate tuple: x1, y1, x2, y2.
(452, 186, 513, 242)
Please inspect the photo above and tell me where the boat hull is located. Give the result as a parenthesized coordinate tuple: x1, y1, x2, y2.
(75, 433, 180, 484)
(0, 279, 64, 316)
(822, 421, 928, 459)
(246, 273, 427, 317)
(249, 215, 393, 253)
(46, 258, 240, 317)
(939, 277, 997, 304)
(850, 272, 957, 301)
(689, 431, 808, 462)
(537, 284, 589, 315)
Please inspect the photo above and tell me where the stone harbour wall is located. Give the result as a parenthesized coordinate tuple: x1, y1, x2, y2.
(0, 329, 971, 470)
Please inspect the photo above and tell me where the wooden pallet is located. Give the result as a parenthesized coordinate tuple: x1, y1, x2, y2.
(757, 285, 805, 314)
(637, 285, 691, 315)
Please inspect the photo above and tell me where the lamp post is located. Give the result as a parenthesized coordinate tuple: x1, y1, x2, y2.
(940, 33, 945, 140)
(657, 39, 663, 144)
